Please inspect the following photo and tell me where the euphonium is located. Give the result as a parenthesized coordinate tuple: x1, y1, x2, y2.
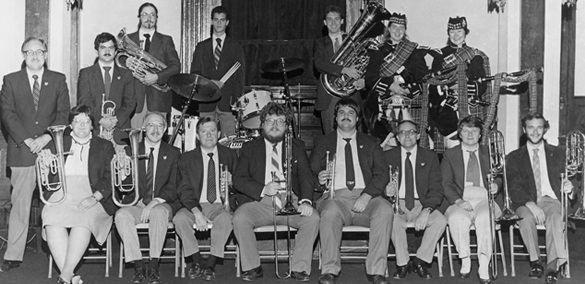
(487, 130, 521, 222)
(387, 165, 404, 215)
(325, 151, 336, 200)
(36, 125, 71, 205)
(100, 93, 116, 141)
(111, 128, 144, 207)
(219, 164, 231, 212)
(566, 131, 585, 220)
(320, 2, 390, 97)
(115, 28, 171, 92)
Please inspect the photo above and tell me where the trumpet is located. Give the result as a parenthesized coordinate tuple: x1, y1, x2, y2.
(566, 131, 585, 220)
(111, 128, 145, 207)
(36, 125, 71, 205)
(386, 165, 404, 215)
(100, 93, 116, 141)
(325, 151, 336, 200)
(487, 130, 521, 222)
(219, 164, 232, 212)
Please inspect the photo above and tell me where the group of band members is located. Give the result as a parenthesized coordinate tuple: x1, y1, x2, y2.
(0, 2, 579, 284)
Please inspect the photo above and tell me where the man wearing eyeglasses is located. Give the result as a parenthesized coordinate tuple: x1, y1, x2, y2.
(384, 120, 446, 280)
(232, 102, 319, 281)
(128, 2, 180, 129)
(0, 37, 70, 272)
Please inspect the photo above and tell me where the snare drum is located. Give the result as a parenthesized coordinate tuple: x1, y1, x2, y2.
(238, 89, 272, 129)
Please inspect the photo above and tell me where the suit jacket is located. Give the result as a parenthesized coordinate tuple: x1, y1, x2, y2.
(77, 63, 136, 143)
(309, 131, 389, 199)
(506, 143, 567, 210)
(190, 36, 246, 112)
(177, 144, 238, 211)
(0, 69, 70, 167)
(233, 137, 313, 207)
(385, 146, 443, 209)
(128, 31, 180, 113)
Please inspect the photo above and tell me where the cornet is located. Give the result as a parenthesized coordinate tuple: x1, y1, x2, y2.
(386, 165, 404, 215)
(36, 125, 71, 205)
(111, 128, 145, 207)
(566, 131, 585, 220)
(100, 93, 116, 141)
(219, 164, 232, 212)
(325, 151, 336, 200)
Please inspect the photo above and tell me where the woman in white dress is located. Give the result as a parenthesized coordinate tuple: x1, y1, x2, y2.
(40, 105, 115, 284)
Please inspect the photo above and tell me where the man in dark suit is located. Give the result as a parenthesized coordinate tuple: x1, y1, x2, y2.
(507, 112, 574, 284)
(232, 102, 319, 282)
(441, 116, 500, 283)
(313, 5, 363, 134)
(0, 37, 70, 272)
(128, 2, 180, 128)
(78, 32, 136, 145)
(172, 117, 238, 280)
(310, 98, 391, 284)
(114, 112, 181, 284)
(191, 6, 245, 137)
(384, 120, 446, 279)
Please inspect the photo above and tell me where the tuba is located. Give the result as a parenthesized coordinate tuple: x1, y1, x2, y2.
(565, 131, 585, 220)
(36, 125, 71, 205)
(320, 2, 390, 97)
(219, 164, 232, 212)
(115, 28, 171, 92)
(111, 128, 144, 207)
(325, 151, 336, 199)
(100, 93, 116, 141)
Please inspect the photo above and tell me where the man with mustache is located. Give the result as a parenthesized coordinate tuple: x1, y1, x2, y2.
(310, 98, 392, 284)
(78, 32, 136, 146)
(114, 112, 181, 284)
(232, 102, 319, 281)
(507, 112, 575, 284)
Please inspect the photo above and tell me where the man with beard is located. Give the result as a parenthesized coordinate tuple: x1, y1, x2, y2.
(232, 102, 319, 281)
(173, 117, 238, 280)
(115, 112, 181, 284)
(128, 2, 180, 128)
(78, 32, 136, 146)
(507, 113, 575, 284)
(310, 98, 391, 284)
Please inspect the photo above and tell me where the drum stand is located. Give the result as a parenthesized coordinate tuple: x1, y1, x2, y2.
(278, 58, 299, 138)
(170, 83, 200, 146)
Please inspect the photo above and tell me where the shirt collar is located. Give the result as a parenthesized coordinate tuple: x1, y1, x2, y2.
(337, 129, 357, 140)
(401, 145, 418, 157)
(213, 33, 227, 43)
(527, 142, 544, 153)
(144, 140, 161, 151)
(139, 29, 154, 39)
(201, 146, 218, 156)
(27, 67, 44, 79)
(461, 143, 479, 152)
(98, 61, 115, 69)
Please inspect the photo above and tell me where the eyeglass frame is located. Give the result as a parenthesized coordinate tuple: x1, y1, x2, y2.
(23, 49, 46, 57)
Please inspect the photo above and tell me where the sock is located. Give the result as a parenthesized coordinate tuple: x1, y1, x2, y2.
(149, 258, 160, 271)
(413, 257, 425, 267)
(207, 255, 217, 268)
(134, 260, 144, 271)
(460, 257, 471, 274)
(191, 252, 203, 265)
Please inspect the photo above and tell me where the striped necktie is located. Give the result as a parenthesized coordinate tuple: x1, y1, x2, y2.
(32, 74, 40, 111)
(334, 37, 341, 53)
(532, 148, 542, 201)
(214, 38, 222, 69)
(103, 66, 111, 99)
(143, 147, 155, 205)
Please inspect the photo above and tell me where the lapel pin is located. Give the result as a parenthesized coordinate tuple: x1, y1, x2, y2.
(360, 145, 364, 149)
(421, 162, 426, 167)
(117, 76, 121, 80)
(44, 82, 48, 86)
(163, 156, 167, 160)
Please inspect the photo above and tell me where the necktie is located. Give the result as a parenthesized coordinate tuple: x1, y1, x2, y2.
(334, 37, 341, 53)
(143, 34, 151, 52)
(103, 66, 112, 99)
(466, 150, 480, 187)
(32, 74, 40, 111)
(405, 152, 415, 210)
(143, 147, 155, 205)
(207, 153, 216, 203)
(344, 138, 355, 190)
(271, 143, 282, 208)
(532, 148, 542, 201)
(214, 38, 222, 70)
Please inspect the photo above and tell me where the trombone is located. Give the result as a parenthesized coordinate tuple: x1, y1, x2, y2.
(386, 165, 404, 215)
(111, 128, 145, 207)
(487, 130, 521, 222)
(100, 93, 116, 141)
(325, 151, 336, 200)
(36, 125, 71, 205)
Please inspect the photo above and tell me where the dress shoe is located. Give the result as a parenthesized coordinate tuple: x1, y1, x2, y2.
(413, 261, 432, 279)
(366, 274, 389, 284)
(148, 267, 161, 284)
(478, 277, 491, 284)
(202, 266, 216, 281)
(291, 271, 310, 281)
(241, 266, 263, 281)
(317, 273, 337, 284)
(131, 268, 147, 284)
(459, 272, 471, 279)
(545, 271, 558, 284)
(0, 260, 20, 272)
(528, 261, 544, 279)
(393, 262, 411, 279)
(188, 263, 202, 279)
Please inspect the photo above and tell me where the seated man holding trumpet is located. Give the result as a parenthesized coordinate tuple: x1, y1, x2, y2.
(172, 117, 238, 280)
(384, 120, 446, 279)
(232, 102, 319, 282)
(114, 112, 181, 284)
(310, 98, 392, 284)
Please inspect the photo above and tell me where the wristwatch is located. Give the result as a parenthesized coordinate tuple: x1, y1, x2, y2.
(423, 207, 434, 213)
(299, 200, 312, 206)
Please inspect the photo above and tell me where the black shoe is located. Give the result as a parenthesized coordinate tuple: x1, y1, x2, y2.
(545, 271, 558, 284)
(479, 278, 491, 284)
(318, 273, 338, 284)
(366, 274, 389, 284)
(0, 260, 20, 272)
(202, 266, 216, 281)
(241, 266, 263, 281)
(131, 268, 147, 284)
(188, 263, 203, 279)
(459, 272, 471, 279)
(393, 262, 411, 279)
(413, 261, 432, 279)
(291, 271, 310, 281)
(528, 261, 544, 279)
(148, 267, 161, 284)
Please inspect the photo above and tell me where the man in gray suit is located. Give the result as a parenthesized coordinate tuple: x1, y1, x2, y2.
(0, 37, 70, 272)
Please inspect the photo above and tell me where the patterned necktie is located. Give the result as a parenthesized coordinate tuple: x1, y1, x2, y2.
(334, 37, 341, 53)
(32, 74, 40, 111)
(143, 147, 155, 205)
(207, 153, 216, 203)
(532, 148, 542, 201)
(143, 34, 151, 52)
(271, 143, 282, 208)
(405, 152, 415, 210)
(214, 38, 222, 69)
(344, 138, 355, 190)
(103, 66, 112, 99)
(466, 150, 480, 187)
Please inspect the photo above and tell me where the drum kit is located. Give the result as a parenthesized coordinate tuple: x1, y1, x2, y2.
(167, 57, 306, 152)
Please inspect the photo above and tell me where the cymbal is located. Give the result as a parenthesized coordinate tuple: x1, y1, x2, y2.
(262, 57, 304, 74)
(168, 74, 220, 102)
